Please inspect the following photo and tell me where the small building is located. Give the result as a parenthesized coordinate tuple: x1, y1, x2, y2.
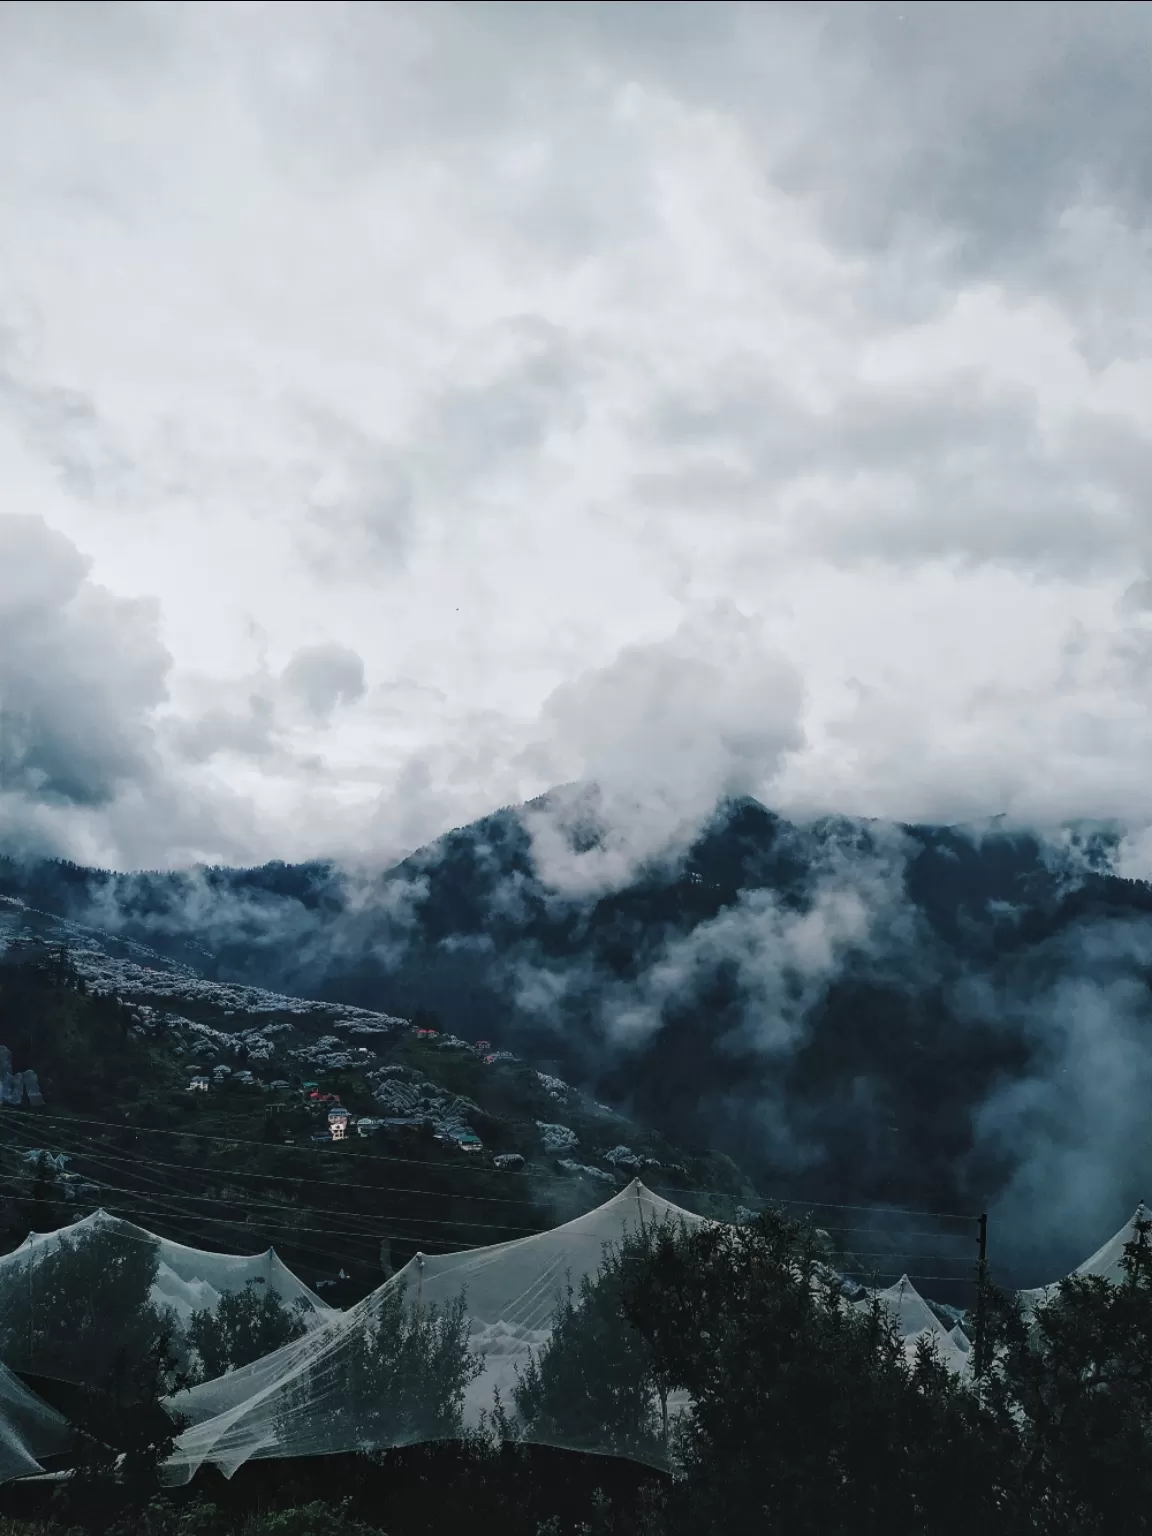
(455, 1133, 484, 1154)
(356, 1117, 384, 1137)
(475, 1039, 492, 1051)
(311, 1129, 332, 1144)
(188, 1076, 210, 1092)
(328, 1107, 351, 1142)
(416, 1028, 440, 1040)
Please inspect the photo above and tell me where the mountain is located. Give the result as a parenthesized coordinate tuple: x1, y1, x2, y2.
(3, 794, 1151, 1289)
(0, 897, 755, 1307)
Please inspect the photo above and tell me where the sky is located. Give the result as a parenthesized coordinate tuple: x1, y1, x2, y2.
(4, 0, 1152, 873)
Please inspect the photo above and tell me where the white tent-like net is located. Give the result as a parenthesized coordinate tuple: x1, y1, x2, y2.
(1018, 1202, 1149, 1317)
(0, 1360, 73, 1485)
(162, 1179, 707, 1482)
(0, 1209, 331, 1387)
(855, 1274, 970, 1377)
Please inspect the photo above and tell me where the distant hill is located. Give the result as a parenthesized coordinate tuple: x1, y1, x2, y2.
(2, 794, 1151, 1287)
(0, 919, 757, 1310)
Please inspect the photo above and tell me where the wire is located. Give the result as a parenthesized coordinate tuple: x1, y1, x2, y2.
(671, 1184, 980, 1224)
(0, 1169, 987, 1277)
(1, 1118, 560, 1217)
(0, 1182, 477, 1258)
(2, 1106, 981, 1226)
(5, 1132, 980, 1266)
(0, 1131, 535, 1251)
(0, 1148, 548, 1240)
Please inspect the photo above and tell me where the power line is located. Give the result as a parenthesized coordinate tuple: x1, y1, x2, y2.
(0, 1130, 523, 1251)
(2, 1132, 985, 1282)
(2, 1128, 979, 1260)
(0, 1143, 549, 1241)
(0, 1182, 474, 1259)
(1, 1106, 980, 1226)
(0, 1160, 983, 1275)
(1, 1117, 556, 1214)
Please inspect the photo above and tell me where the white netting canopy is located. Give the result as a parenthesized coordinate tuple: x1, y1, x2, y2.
(0, 1360, 73, 1485)
(162, 1179, 708, 1482)
(1018, 1202, 1149, 1316)
(856, 1274, 970, 1376)
(0, 1209, 331, 1387)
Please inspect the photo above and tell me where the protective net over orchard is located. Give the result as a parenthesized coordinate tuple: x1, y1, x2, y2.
(6, 1183, 1145, 1487)
(1017, 1202, 1150, 1317)
(0, 1208, 332, 1390)
(161, 1178, 986, 1482)
(0, 1360, 73, 1485)
(162, 1180, 708, 1481)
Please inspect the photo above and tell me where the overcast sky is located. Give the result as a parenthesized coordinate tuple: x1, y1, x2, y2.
(3, 0, 1152, 873)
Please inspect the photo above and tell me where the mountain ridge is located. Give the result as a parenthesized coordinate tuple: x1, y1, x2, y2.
(2, 793, 1151, 1287)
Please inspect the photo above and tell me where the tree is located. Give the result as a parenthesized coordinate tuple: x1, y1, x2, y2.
(513, 1222, 678, 1463)
(53, 1326, 193, 1535)
(186, 1281, 312, 1384)
(618, 1207, 1013, 1536)
(0, 1220, 185, 1391)
(271, 1280, 483, 1457)
(975, 1208, 1152, 1535)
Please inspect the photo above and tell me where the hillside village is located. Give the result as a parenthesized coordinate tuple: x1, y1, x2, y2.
(0, 894, 749, 1305)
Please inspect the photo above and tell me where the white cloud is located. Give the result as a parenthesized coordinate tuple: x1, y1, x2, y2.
(1, 3, 1152, 868)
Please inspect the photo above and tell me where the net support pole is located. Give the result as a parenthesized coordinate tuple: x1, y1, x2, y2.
(973, 1211, 988, 1383)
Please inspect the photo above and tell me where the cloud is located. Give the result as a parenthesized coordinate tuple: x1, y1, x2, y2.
(0, 324, 137, 506)
(1, 0, 1152, 878)
(959, 914, 1152, 1284)
(0, 513, 169, 811)
(522, 604, 805, 894)
(637, 352, 1152, 577)
(280, 642, 366, 719)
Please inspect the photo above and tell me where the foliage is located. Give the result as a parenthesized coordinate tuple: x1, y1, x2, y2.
(0, 1524, 84, 1536)
(51, 1328, 192, 1534)
(186, 1282, 311, 1384)
(272, 1280, 483, 1456)
(0, 947, 154, 1116)
(0, 1223, 185, 1391)
(973, 1207, 1152, 1536)
(513, 1223, 679, 1463)
(104, 1498, 388, 1536)
(617, 1206, 1012, 1536)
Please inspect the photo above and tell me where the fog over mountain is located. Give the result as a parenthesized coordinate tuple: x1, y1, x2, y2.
(3, 794, 1150, 1293)
(4, 2, 1152, 1287)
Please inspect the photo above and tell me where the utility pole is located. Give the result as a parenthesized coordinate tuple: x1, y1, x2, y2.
(972, 1211, 988, 1383)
